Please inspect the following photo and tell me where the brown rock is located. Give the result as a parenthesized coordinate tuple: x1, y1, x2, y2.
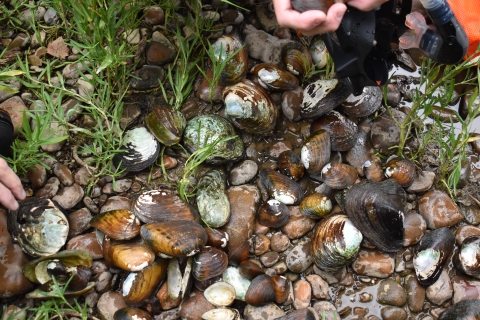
(0, 96, 28, 135)
(52, 183, 84, 209)
(179, 288, 215, 320)
(253, 234, 270, 256)
(406, 171, 435, 193)
(352, 249, 395, 278)
(35, 176, 60, 198)
(27, 163, 47, 188)
(377, 279, 407, 307)
(306, 274, 329, 299)
(281, 206, 316, 239)
(452, 275, 480, 304)
(405, 274, 425, 312)
(156, 281, 182, 310)
(418, 190, 464, 229)
(380, 306, 407, 320)
(144, 6, 164, 25)
(100, 196, 132, 213)
(426, 270, 453, 306)
(403, 212, 427, 246)
(52, 162, 74, 186)
(293, 279, 311, 310)
(146, 40, 175, 65)
(97, 291, 127, 320)
(270, 232, 291, 252)
(66, 232, 103, 259)
(68, 207, 93, 238)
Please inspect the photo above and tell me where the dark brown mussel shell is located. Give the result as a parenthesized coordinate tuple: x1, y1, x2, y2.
(301, 78, 351, 119)
(278, 150, 304, 180)
(212, 35, 248, 85)
(245, 274, 275, 306)
(311, 214, 363, 271)
(301, 129, 331, 175)
(109, 242, 155, 272)
(311, 110, 358, 152)
(256, 169, 304, 205)
(257, 199, 290, 228)
(141, 220, 208, 257)
(299, 193, 332, 219)
(281, 41, 313, 78)
(192, 246, 228, 281)
(455, 235, 480, 279)
(228, 240, 250, 266)
(321, 162, 358, 189)
(250, 63, 299, 91)
(145, 105, 186, 146)
(239, 260, 265, 280)
(271, 275, 291, 304)
(132, 189, 199, 224)
(90, 209, 141, 241)
(114, 307, 153, 320)
(122, 259, 168, 304)
(438, 299, 480, 320)
(385, 157, 416, 187)
(205, 228, 229, 250)
(343, 179, 405, 252)
(413, 227, 455, 286)
(340, 86, 382, 118)
(345, 119, 375, 176)
(459, 90, 480, 121)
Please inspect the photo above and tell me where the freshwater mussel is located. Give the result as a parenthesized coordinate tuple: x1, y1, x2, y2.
(196, 169, 230, 228)
(89, 209, 141, 240)
(311, 110, 358, 152)
(257, 199, 290, 228)
(249, 63, 299, 91)
(455, 235, 480, 279)
(281, 42, 313, 78)
(113, 127, 160, 172)
(145, 104, 186, 146)
(256, 168, 304, 205)
(301, 78, 351, 119)
(193, 246, 229, 281)
(212, 35, 248, 85)
(278, 150, 305, 180)
(321, 161, 358, 189)
(301, 129, 331, 175)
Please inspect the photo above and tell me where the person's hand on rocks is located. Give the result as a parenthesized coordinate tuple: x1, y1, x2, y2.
(273, 0, 389, 36)
(0, 158, 25, 211)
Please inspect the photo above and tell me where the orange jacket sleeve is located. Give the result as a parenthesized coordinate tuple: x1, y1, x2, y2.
(447, 0, 480, 59)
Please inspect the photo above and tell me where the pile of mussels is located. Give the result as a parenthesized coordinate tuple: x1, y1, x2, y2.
(2, 1, 480, 320)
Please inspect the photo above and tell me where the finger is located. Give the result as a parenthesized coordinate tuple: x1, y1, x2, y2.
(0, 158, 25, 201)
(0, 182, 19, 211)
(275, 8, 328, 30)
(300, 3, 347, 36)
(347, 0, 389, 12)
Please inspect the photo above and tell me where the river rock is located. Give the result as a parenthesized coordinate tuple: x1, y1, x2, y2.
(452, 276, 480, 303)
(406, 171, 435, 193)
(270, 232, 291, 252)
(426, 270, 453, 306)
(243, 24, 293, 65)
(35, 176, 60, 197)
(144, 6, 164, 25)
(179, 288, 214, 320)
(244, 303, 285, 320)
(129, 65, 164, 90)
(66, 232, 103, 259)
(286, 240, 313, 273)
(0, 96, 28, 135)
(418, 190, 464, 229)
(312, 301, 341, 320)
(52, 183, 84, 209)
(459, 202, 480, 225)
(293, 279, 311, 310)
(27, 163, 47, 188)
(100, 196, 132, 213)
(68, 207, 92, 238)
(281, 206, 316, 239)
(352, 249, 395, 278)
(405, 274, 425, 312)
(229, 160, 258, 186)
(377, 279, 407, 307)
(52, 162, 74, 186)
(306, 274, 329, 299)
(403, 212, 427, 246)
(222, 185, 260, 250)
(380, 306, 407, 320)
(97, 291, 127, 320)
(146, 34, 176, 65)
(40, 121, 67, 152)
(456, 225, 480, 245)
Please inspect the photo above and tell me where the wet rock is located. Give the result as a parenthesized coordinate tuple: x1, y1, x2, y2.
(426, 270, 453, 306)
(269, 141, 292, 159)
(112, 179, 132, 193)
(222, 185, 260, 250)
(370, 109, 406, 155)
(0, 96, 27, 135)
(405, 274, 425, 312)
(313, 265, 340, 284)
(83, 196, 99, 215)
(271, 261, 288, 275)
(403, 212, 427, 246)
(157, 281, 182, 310)
(27, 163, 47, 188)
(243, 24, 293, 65)
(196, 69, 225, 103)
(244, 303, 285, 320)
(312, 301, 341, 320)
(129, 65, 164, 90)
(66, 232, 103, 259)
(270, 232, 291, 252)
(68, 207, 92, 238)
(146, 34, 176, 65)
(52, 183, 84, 209)
(260, 251, 280, 267)
(407, 171, 435, 193)
(53, 162, 74, 186)
(293, 279, 311, 309)
(229, 160, 258, 186)
(100, 196, 132, 213)
(359, 292, 373, 303)
(286, 240, 313, 273)
(35, 176, 60, 198)
(253, 234, 270, 256)
(452, 276, 480, 303)
(352, 249, 395, 278)
(144, 6, 164, 25)
(155, 308, 180, 320)
(456, 225, 480, 245)
(418, 190, 464, 229)
(306, 274, 329, 299)
(281, 206, 316, 239)
(380, 306, 407, 320)
(377, 279, 407, 307)
(97, 291, 127, 320)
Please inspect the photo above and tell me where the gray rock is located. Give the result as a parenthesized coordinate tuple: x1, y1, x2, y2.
(96, 291, 127, 320)
(377, 279, 407, 307)
(380, 306, 407, 320)
(243, 24, 293, 65)
(452, 276, 480, 304)
(112, 179, 132, 193)
(100, 196, 132, 213)
(0, 81, 21, 103)
(53, 183, 84, 209)
(229, 160, 258, 185)
(286, 240, 313, 273)
(244, 303, 285, 320)
(426, 270, 453, 306)
(129, 65, 164, 90)
(39, 121, 67, 152)
(405, 274, 425, 312)
(312, 301, 341, 320)
(44, 7, 61, 25)
(68, 207, 92, 238)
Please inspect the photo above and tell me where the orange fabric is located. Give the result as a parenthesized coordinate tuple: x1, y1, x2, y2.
(447, 0, 480, 59)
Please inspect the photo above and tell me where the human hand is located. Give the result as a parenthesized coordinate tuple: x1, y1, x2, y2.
(0, 158, 25, 211)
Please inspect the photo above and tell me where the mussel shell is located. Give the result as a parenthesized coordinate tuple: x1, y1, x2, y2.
(363, 159, 385, 182)
(109, 243, 155, 272)
(455, 235, 480, 279)
(250, 63, 299, 91)
(257, 199, 290, 228)
(122, 259, 168, 304)
(278, 150, 304, 180)
(271, 275, 291, 304)
(114, 307, 153, 320)
(113, 127, 160, 172)
(413, 227, 455, 286)
(227, 240, 250, 266)
(385, 157, 416, 187)
(340, 86, 382, 118)
(370, 109, 406, 155)
(212, 35, 248, 85)
(132, 189, 199, 224)
(90, 209, 141, 240)
(203, 281, 236, 307)
(196, 170, 230, 228)
(308, 35, 330, 69)
(281, 42, 313, 78)
(343, 179, 405, 252)
(223, 266, 251, 301)
(239, 260, 265, 280)
(311, 111, 358, 152)
(245, 274, 275, 306)
(202, 308, 241, 320)
(301, 78, 352, 119)
(301, 129, 331, 175)
(438, 299, 480, 320)
(299, 193, 332, 219)
(311, 214, 363, 271)
(256, 169, 304, 205)
(8, 198, 69, 257)
(321, 162, 358, 189)
(193, 246, 229, 281)
(145, 105, 186, 146)
(183, 115, 244, 164)
(223, 79, 278, 135)
(205, 228, 229, 250)
(141, 220, 208, 257)
(344, 119, 375, 176)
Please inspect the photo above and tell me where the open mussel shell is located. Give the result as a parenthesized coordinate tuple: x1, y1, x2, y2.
(145, 105, 186, 146)
(114, 307, 153, 320)
(196, 170, 230, 228)
(167, 257, 192, 300)
(202, 308, 241, 320)
(203, 281, 236, 307)
(250, 63, 299, 91)
(141, 220, 208, 257)
(281, 41, 313, 78)
(321, 162, 358, 189)
(132, 189, 199, 224)
(212, 35, 248, 85)
(301, 129, 331, 175)
(385, 157, 416, 187)
(340, 86, 382, 118)
(413, 227, 455, 286)
(343, 179, 405, 252)
(42, 262, 91, 291)
(278, 150, 304, 180)
(299, 193, 332, 219)
(183, 115, 244, 164)
(455, 235, 480, 279)
(301, 78, 351, 119)
(311, 110, 358, 152)
(109, 243, 155, 272)
(309, 35, 330, 69)
(113, 127, 160, 172)
(223, 79, 278, 135)
(8, 198, 69, 257)
(90, 209, 141, 240)
(245, 274, 275, 306)
(438, 299, 480, 320)
(122, 259, 168, 304)
(26, 280, 96, 299)
(256, 168, 304, 205)
(257, 199, 290, 228)
(311, 214, 363, 271)
(193, 246, 229, 281)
